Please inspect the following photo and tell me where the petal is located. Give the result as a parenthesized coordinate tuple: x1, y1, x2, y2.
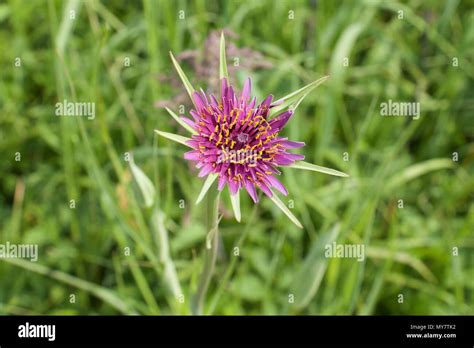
(248, 96, 257, 109)
(269, 110, 294, 130)
(192, 92, 206, 111)
(270, 99, 284, 107)
(210, 94, 219, 107)
(273, 154, 295, 166)
(190, 110, 201, 121)
(180, 116, 197, 130)
(266, 175, 288, 196)
(257, 181, 273, 197)
(198, 164, 214, 177)
(279, 139, 305, 149)
(200, 88, 209, 105)
(221, 78, 228, 98)
(218, 175, 227, 191)
(259, 95, 273, 108)
(184, 150, 200, 161)
(241, 78, 251, 102)
(284, 153, 305, 161)
(244, 180, 258, 203)
(229, 179, 239, 194)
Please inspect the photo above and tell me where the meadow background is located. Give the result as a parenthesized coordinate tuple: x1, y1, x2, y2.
(0, 0, 473, 315)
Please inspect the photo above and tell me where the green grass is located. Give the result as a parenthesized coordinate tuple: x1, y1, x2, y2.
(0, 0, 473, 315)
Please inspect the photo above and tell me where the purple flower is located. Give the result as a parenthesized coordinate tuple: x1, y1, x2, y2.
(156, 33, 348, 227)
(181, 78, 304, 203)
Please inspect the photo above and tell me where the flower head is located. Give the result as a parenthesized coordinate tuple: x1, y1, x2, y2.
(156, 33, 348, 227)
(182, 78, 304, 203)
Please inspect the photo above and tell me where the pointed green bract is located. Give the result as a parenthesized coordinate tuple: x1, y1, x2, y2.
(196, 173, 218, 204)
(154, 129, 192, 147)
(219, 32, 229, 80)
(164, 107, 197, 135)
(289, 160, 349, 177)
(268, 75, 330, 118)
(269, 190, 303, 229)
(229, 190, 241, 222)
(169, 51, 196, 108)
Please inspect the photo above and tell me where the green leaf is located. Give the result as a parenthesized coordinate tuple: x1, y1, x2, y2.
(154, 129, 192, 147)
(268, 190, 303, 229)
(293, 224, 340, 309)
(169, 51, 196, 107)
(288, 160, 349, 177)
(330, 22, 365, 83)
(366, 246, 437, 283)
(56, 0, 81, 54)
(268, 75, 330, 118)
(229, 190, 241, 222)
(230, 274, 265, 302)
(2, 258, 135, 314)
(219, 32, 229, 80)
(386, 158, 453, 190)
(164, 107, 197, 135)
(196, 173, 218, 204)
(129, 155, 155, 208)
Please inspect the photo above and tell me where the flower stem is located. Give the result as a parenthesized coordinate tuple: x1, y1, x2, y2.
(192, 188, 220, 315)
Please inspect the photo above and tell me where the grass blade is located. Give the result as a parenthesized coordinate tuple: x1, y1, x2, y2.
(293, 224, 340, 310)
(288, 160, 349, 177)
(2, 258, 136, 314)
(269, 190, 303, 229)
(386, 158, 454, 190)
(129, 155, 156, 208)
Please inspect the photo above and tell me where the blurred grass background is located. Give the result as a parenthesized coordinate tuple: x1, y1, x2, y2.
(0, 0, 473, 315)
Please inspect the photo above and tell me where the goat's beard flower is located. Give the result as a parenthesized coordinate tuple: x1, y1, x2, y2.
(182, 78, 304, 203)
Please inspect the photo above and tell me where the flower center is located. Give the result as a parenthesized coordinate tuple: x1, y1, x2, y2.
(236, 132, 249, 143)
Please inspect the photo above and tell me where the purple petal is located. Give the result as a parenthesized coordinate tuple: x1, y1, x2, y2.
(266, 175, 288, 196)
(210, 94, 219, 107)
(221, 78, 228, 98)
(284, 153, 305, 161)
(200, 88, 209, 105)
(245, 180, 258, 203)
(198, 164, 214, 177)
(185, 139, 199, 148)
(180, 116, 197, 130)
(248, 96, 257, 109)
(241, 78, 251, 102)
(218, 175, 226, 191)
(269, 110, 294, 130)
(273, 154, 294, 166)
(190, 110, 201, 121)
(184, 150, 200, 161)
(259, 95, 273, 108)
(279, 139, 305, 149)
(229, 179, 239, 194)
(258, 181, 273, 197)
(270, 99, 284, 107)
(192, 92, 206, 111)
